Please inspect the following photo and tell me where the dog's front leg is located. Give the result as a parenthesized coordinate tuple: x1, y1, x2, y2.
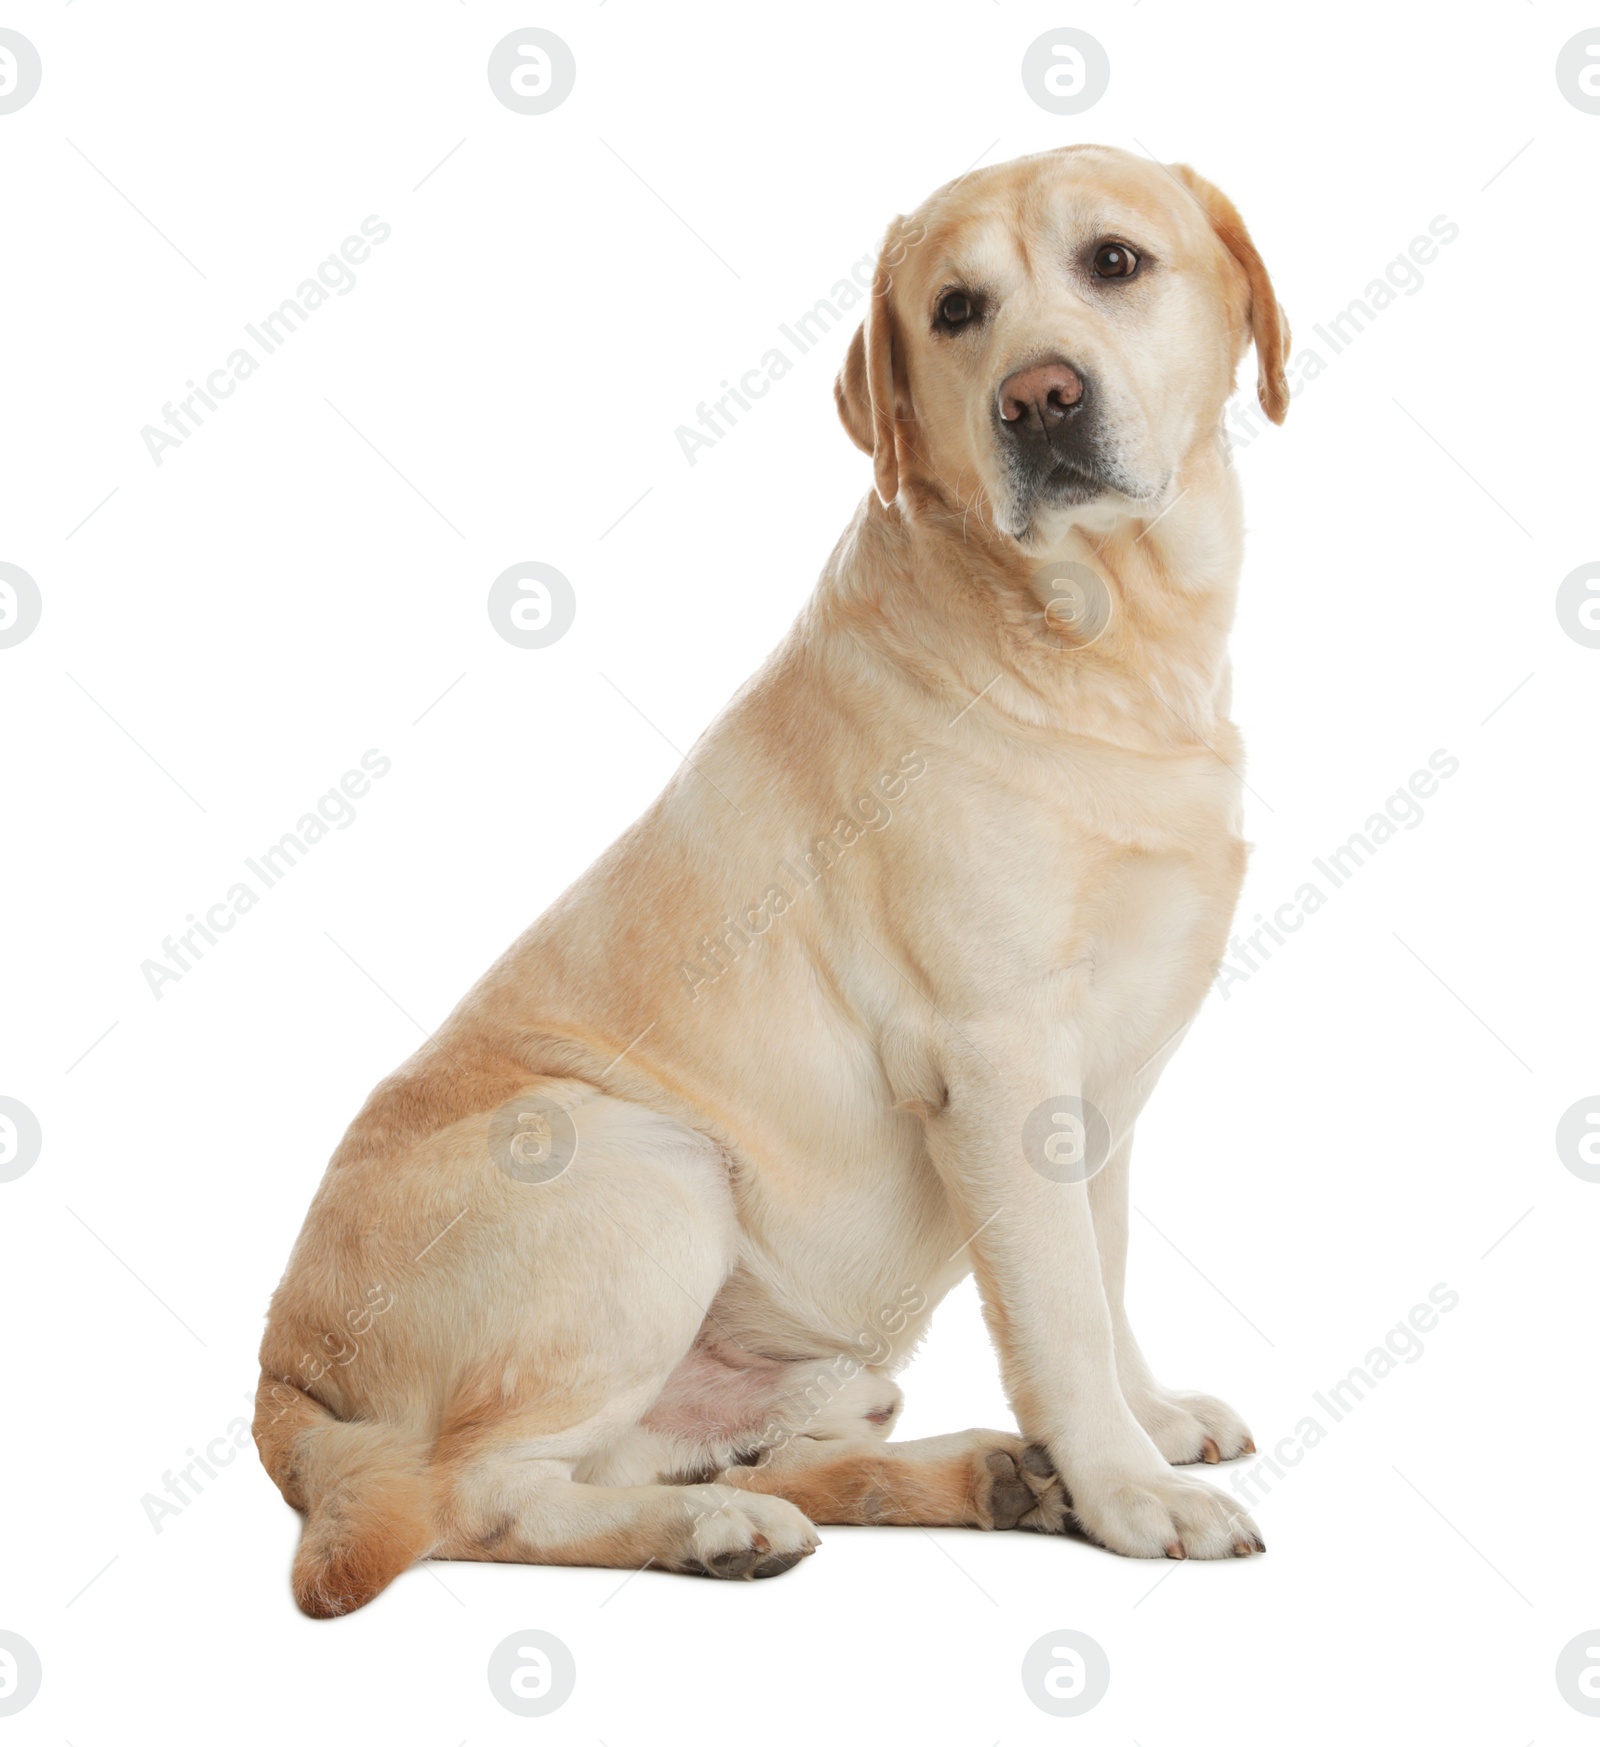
(926, 1043, 1263, 1561)
(1089, 1134, 1257, 1467)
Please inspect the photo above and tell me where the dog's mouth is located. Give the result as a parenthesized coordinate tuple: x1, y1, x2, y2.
(999, 447, 1117, 541)
(999, 437, 1168, 543)
(1036, 456, 1111, 505)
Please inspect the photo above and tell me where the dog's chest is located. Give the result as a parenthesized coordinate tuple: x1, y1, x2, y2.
(924, 742, 1247, 1028)
(1055, 834, 1243, 1042)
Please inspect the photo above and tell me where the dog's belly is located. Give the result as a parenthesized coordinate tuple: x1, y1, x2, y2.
(709, 1104, 967, 1365)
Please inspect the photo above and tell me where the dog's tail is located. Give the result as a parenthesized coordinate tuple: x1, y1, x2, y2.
(253, 1371, 435, 1618)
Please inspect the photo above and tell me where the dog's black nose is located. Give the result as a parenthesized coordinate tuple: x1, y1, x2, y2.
(997, 360, 1088, 442)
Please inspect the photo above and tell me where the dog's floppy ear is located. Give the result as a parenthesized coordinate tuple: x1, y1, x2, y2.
(1168, 165, 1291, 425)
(835, 219, 912, 506)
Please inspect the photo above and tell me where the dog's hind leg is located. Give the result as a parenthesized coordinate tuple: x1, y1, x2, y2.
(718, 1428, 1074, 1534)
(435, 1443, 819, 1578)
(260, 1078, 807, 1607)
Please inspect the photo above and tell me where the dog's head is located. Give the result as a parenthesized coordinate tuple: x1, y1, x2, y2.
(835, 146, 1289, 550)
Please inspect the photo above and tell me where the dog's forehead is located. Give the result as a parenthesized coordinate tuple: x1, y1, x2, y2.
(902, 149, 1205, 287)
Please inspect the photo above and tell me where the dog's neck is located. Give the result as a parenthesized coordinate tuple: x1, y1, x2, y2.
(820, 433, 1246, 756)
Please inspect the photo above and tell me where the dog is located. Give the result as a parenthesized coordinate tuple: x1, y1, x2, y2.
(255, 143, 1289, 1615)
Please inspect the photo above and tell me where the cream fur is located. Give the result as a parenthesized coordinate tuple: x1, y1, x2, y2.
(255, 144, 1288, 1614)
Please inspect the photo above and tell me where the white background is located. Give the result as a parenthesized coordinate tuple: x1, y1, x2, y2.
(3, 2, 1597, 1741)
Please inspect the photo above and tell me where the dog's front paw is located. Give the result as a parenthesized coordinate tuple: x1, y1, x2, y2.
(1067, 1465, 1263, 1560)
(1131, 1390, 1255, 1466)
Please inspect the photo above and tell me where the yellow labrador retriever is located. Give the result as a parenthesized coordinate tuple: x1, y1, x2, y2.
(256, 143, 1289, 1614)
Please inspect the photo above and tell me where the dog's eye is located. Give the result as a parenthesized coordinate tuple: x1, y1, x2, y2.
(1091, 242, 1139, 280)
(935, 289, 976, 330)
